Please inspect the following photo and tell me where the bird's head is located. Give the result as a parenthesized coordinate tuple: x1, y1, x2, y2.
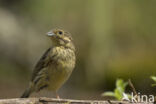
(47, 28, 75, 50)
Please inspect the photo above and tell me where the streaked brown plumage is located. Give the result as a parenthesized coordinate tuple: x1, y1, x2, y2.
(21, 28, 76, 98)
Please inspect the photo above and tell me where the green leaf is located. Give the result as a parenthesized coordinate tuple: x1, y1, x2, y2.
(102, 78, 129, 100)
(116, 79, 123, 88)
(102, 91, 115, 97)
(116, 79, 128, 93)
(114, 89, 122, 100)
(116, 79, 127, 89)
(151, 76, 156, 82)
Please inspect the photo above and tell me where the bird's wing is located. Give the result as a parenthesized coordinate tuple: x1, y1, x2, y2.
(31, 47, 53, 81)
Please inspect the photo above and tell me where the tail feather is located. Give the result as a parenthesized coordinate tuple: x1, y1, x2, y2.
(21, 87, 32, 98)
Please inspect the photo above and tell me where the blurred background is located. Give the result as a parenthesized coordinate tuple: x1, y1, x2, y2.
(0, 0, 156, 99)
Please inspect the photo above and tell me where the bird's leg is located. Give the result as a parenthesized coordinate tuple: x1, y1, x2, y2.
(55, 91, 60, 99)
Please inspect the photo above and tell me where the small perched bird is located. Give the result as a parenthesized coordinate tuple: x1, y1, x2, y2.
(21, 28, 76, 98)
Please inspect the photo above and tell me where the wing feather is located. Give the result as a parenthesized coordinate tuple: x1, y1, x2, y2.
(31, 47, 52, 81)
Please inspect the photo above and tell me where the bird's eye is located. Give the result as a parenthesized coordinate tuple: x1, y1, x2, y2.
(58, 31, 63, 35)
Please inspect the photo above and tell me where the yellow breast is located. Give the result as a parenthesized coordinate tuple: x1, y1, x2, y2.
(47, 46, 75, 91)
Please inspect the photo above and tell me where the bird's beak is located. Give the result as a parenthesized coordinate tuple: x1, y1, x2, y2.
(47, 31, 55, 36)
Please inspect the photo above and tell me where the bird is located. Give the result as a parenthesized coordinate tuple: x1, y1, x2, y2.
(21, 28, 76, 98)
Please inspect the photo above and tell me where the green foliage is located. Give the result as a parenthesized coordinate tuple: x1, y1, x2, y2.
(102, 79, 130, 100)
(150, 76, 156, 87)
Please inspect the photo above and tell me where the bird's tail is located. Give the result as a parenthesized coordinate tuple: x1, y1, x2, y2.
(21, 84, 34, 98)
